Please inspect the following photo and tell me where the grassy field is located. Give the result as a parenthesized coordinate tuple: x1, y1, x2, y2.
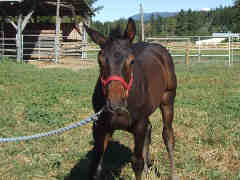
(0, 59, 239, 180)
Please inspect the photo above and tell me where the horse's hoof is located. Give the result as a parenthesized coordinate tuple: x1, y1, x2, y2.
(89, 170, 102, 180)
(89, 175, 101, 180)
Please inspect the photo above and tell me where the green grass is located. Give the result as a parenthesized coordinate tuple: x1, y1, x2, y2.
(0, 59, 239, 179)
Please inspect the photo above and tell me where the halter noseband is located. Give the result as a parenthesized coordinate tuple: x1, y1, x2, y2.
(101, 73, 133, 97)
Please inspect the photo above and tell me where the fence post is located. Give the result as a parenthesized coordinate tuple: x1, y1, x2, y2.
(228, 35, 231, 66)
(82, 21, 87, 59)
(55, 0, 61, 63)
(185, 39, 190, 66)
(231, 38, 234, 64)
(16, 14, 23, 63)
(38, 36, 40, 61)
(198, 36, 201, 62)
(0, 20, 4, 58)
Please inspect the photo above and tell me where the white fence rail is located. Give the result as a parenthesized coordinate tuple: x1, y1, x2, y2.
(146, 36, 240, 65)
(0, 34, 99, 62)
(22, 34, 90, 62)
(0, 31, 3, 57)
(0, 36, 17, 59)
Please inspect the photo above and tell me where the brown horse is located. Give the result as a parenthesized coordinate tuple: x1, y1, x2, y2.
(85, 18, 177, 180)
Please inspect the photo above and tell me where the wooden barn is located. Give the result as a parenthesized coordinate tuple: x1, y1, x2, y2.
(0, 0, 93, 62)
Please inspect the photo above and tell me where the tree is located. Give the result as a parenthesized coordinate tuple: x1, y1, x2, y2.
(234, 0, 240, 6)
(233, 0, 240, 32)
(86, 0, 103, 13)
(35, 0, 102, 24)
(211, 6, 235, 32)
(165, 17, 177, 36)
(155, 15, 163, 35)
(175, 10, 188, 35)
(90, 1, 239, 37)
(150, 14, 157, 36)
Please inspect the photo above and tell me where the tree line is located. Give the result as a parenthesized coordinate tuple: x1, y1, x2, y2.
(1, 0, 238, 41)
(91, 0, 240, 40)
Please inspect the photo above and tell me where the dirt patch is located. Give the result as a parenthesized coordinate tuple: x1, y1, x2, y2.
(29, 56, 97, 71)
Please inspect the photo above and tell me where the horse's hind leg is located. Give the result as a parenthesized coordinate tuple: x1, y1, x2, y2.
(132, 119, 152, 180)
(160, 91, 178, 180)
(89, 121, 111, 180)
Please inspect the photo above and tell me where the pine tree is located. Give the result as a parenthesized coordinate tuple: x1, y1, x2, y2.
(150, 14, 157, 37)
(233, 0, 240, 32)
(166, 17, 177, 36)
(86, 0, 103, 13)
(175, 10, 188, 36)
(155, 15, 163, 35)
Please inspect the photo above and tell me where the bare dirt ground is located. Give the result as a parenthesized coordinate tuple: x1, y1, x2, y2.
(29, 56, 97, 71)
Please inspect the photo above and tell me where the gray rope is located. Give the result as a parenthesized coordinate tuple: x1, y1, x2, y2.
(0, 109, 103, 143)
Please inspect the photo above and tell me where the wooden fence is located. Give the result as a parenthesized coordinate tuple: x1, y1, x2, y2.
(146, 36, 240, 65)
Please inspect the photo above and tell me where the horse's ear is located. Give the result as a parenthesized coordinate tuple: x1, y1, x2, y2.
(84, 24, 106, 48)
(124, 18, 136, 42)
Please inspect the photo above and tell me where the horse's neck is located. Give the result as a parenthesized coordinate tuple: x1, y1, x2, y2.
(129, 62, 148, 106)
(132, 42, 148, 57)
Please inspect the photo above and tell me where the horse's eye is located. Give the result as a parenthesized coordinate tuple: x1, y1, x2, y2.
(99, 50, 104, 56)
(130, 60, 135, 65)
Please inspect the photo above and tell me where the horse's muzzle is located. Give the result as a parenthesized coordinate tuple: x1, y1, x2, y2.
(106, 99, 128, 115)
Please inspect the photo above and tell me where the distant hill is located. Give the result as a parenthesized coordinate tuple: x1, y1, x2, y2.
(131, 12, 178, 21)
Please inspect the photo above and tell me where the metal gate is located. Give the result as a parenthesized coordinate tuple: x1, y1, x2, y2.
(0, 22, 17, 59)
(0, 22, 4, 58)
(0, 30, 4, 58)
(23, 34, 56, 62)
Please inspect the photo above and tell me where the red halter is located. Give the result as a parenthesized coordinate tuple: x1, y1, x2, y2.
(101, 73, 133, 97)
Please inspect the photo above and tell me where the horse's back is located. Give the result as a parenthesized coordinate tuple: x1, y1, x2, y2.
(133, 42, 177, 91)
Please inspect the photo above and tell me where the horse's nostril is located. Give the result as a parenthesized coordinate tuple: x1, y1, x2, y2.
(106, 99, 128, 114)
(108, 103, 119, 112)
(112, 104, 120, 111)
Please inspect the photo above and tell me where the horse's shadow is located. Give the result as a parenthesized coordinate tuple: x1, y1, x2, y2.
(64, 140, 132, 180)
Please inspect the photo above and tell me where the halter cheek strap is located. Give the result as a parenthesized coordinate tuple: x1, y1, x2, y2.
(101, 73, 133, 97)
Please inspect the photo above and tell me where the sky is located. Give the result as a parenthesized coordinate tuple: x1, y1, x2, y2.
(92, 0, 233, 22)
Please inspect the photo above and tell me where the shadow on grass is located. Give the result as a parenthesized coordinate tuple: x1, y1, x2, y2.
(64, 140, 132, 180)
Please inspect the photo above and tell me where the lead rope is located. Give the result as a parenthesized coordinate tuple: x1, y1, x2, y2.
(0, 109, 103, 143)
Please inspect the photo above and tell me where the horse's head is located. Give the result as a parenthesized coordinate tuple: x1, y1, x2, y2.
(85, 18, 136, 114)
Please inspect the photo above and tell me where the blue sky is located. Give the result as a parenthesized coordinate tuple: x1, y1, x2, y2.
(93, 0, 233, 22)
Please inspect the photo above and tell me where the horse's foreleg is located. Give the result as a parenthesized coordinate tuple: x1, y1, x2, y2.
(93, 122, 114, 141)
(160, 91, 177, 179)
(89, 123, 110, 180)
(132, 120, 151, 180)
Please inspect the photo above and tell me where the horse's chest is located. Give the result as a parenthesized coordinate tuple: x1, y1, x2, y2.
(109, 113, 132, 130)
